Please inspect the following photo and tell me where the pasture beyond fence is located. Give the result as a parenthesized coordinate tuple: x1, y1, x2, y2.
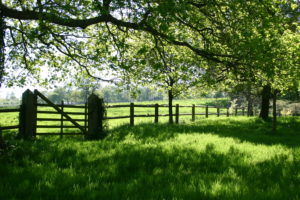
(0, 89, 248, 139)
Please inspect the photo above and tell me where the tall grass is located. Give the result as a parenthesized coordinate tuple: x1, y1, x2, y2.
(1, 117, 300, 199)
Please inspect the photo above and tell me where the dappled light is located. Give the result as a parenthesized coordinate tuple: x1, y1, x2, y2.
(1, 117, 300, 199)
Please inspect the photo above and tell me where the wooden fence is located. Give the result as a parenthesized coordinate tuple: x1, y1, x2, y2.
(105, 104, 247, 126)
(0, 89, 249, 139)
(0, 107, 20, 137)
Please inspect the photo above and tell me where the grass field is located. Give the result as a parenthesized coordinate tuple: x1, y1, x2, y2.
(1, 98, 299, 199)
(1, 116, 300, 199)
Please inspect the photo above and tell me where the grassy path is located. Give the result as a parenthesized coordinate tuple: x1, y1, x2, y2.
(1, 117, 300, 199)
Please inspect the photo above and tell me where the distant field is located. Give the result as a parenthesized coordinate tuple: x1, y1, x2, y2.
(1, 117, 300, 199)
(0, 98, 231, 136)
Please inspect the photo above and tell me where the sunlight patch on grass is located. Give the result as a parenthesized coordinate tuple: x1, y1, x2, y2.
(1, 117, 300, 199)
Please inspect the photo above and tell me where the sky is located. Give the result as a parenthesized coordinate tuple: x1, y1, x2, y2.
(0, 86, 38, 99)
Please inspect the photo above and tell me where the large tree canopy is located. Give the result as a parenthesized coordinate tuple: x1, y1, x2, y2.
(0, 0, 299, 92)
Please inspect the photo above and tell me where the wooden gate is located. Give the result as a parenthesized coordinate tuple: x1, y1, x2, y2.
(35, 90, 87, 136)
(19, 89, 104, 139)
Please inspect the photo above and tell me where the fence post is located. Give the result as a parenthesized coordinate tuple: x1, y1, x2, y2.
(87, 94, 105, 140)
(235, 107, 238, 116)
(217, 107, 220, 117)
(206, 105, 208, 118)
(0, 127, 5, 149)
(175, 104, 179, 124)
(242, 107, 245, 116)
(84, 102, 88, 132)
(19, 89, 37, 139)
(60, 100, 64, 138)
(227, 107, 229, 117)
(192, 104, 195, 121)
(130, 103, 134, 126)
(155, 104, 159, 123)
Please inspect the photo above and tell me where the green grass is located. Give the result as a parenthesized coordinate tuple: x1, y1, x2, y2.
(1, 117, 300, 199)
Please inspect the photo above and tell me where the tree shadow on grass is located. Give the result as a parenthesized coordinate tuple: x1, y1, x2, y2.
(108, 117, 300, 147)
(1, 140, 300, 199)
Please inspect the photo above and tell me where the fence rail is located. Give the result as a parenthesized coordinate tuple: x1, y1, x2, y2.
(0, 108, 20, 134)
(107, 104, 217, 108)
(37, 103, 86, 108)
(105, 103, 246, 126)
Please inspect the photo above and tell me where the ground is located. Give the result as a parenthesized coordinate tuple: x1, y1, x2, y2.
(1, 117, 300, 199)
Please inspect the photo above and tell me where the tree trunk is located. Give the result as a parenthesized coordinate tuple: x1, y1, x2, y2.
(272, 91, 277, 133)
(0, 13, 5, 87)
(168, 89, 173, 124)
(247, 100, 254, 116)
(246, 84, 254, 116)
(259, 84, 271, 121)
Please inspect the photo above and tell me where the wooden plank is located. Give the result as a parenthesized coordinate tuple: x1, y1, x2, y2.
(134, 114, 155, 117)
(130, 103, 134, 126)
(37, 103, 85, 108)
(175, 104, 179, 124)
(36, 118, 86, 122)
(19, 89, 37, 139)
(134, 104, 156, 108)
(155, 104, 159, 123)
(37, 110, 85, 115)
(35, 90, 86, 134)
(84, 102, 87, 133)
(192, 104, 195, 121)
(0, 125, 20, 130)
(60, 100, 64, 138)
(87, 94, 105, 139)
(0, 108, 20, 113)
(104, 116, 130, 120)
(105, 112, 227, 120)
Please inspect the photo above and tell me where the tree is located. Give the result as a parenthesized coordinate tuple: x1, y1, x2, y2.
(200, 0, 300, 123)
(120, 34, 204, 123)
(0, 11, 4, 87)
(46, 87, 71, 104)
(0, 0, 245, 87)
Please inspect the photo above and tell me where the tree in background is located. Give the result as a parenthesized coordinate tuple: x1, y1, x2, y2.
(120, 34, 205, 123)
(46, 87, 71, 104)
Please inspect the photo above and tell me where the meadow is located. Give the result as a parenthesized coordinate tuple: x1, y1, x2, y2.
(1, 99, 300, 199)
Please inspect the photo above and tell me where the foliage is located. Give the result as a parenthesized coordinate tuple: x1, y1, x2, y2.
(2, 0, 297, 87)
(119, 35, 205, 99)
